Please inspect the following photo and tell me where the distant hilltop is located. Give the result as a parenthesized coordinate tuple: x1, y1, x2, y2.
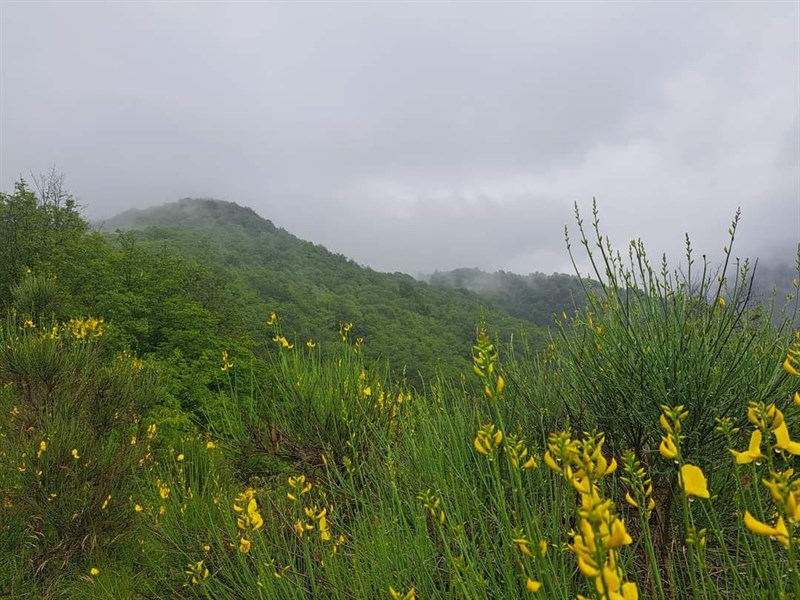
(95, 198, 278, 236)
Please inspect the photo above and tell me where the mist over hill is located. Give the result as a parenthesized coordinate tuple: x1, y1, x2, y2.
(423, 268, 594, 327)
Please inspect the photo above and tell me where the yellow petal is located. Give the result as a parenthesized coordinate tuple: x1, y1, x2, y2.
(774, 421, 791, 450)
(730, 448, 755, 464)
(784, 357, 800, 377)
(659, 413, 672, 433)
(680, 464, 710, 499)
(577, 554, 600, 578)
(659, 435, 678, 459)
(543, 451, 562, 473)
(624, 491, 639, 508)
(607, 518, 633, 548)
(744, 510, 788, 546)
(493, 429, 503, 446)
(621, 581, 639, 600)
(526, 578, 542, 592)
(748, 429, 764, 455)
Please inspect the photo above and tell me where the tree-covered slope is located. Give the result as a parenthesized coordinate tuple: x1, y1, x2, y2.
(98, 198, 544, 381)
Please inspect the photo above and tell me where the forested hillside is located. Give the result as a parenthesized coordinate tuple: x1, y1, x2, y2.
(98, 197, 551, 382)
(1, 184, 569, 415)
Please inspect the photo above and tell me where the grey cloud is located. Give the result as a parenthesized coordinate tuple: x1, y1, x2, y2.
(1, 1, 797, 275)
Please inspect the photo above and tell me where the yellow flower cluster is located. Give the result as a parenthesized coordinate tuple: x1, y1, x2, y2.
(300, 505, 331, 541)
(544, 431, 638, 600)
(339, 321, 354, 341)
(734, 400, 800, 550)
(66, 316, 104, 340)
(272, 335, 293, 350)
(743, 468, 796, 548)
(732, 402, 800, 465)
(785, 338, 800, 377)
(620, 451, 655, 515)
(285, 475, 338, 546)
(233, 488, 264, 554)
(287, 474, 312, 502)
(221, 350, 233, 372)
(504, 434, 537, 471)
(573, 495, 637, 600)
(417, 488, 446, 525)
(185, 560, 209, 585)
(659, 406, 709, 498)
(473, 424, 503, 458)
(472, 327, 505, 399)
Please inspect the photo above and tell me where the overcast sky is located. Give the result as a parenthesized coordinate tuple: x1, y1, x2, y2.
(1, 1, 798, 275)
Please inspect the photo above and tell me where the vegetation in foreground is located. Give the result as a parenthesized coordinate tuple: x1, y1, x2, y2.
(1, 183, 800, 599)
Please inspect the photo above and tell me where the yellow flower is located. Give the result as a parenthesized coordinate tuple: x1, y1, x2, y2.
(36, 440, 46, 459)
(658, 435, 678, 459)
(288, 475, 312, 496)
(679, 464, 710, 499)
(130, 436, 137, 445)
(185, 560, 210, 584)
(744, 511, 789, 547)
(71, 448, 80, 459)
(89, 567, 100, 576)
(134, 504, 143, 512)
(101, 494, 111, 510)
(158, 480, 170, 500)
(177, 453, 185, 462)
(474, 424, 503, 457)
(389, 587, 417, 600)
(239, 537, 251, 554)
(717, 297, 726, 308)
(306, 340, 316, 348)
(221, 350, 234, 371)
(206, 440, 216, 449)
(785, 354, 800, 377)
(272, 335, 294, 349)
(773, 421, 800, 455)
(730, 429, 765, 464)
(526, 578, 542, 592)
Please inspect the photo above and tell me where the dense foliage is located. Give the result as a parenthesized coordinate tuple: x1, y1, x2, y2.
(98, 198, 558, 384)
